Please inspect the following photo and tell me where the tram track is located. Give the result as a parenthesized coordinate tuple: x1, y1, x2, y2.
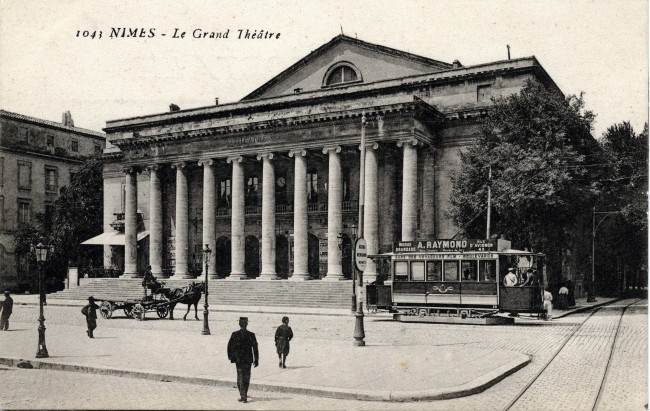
(504, 298, 643, 411)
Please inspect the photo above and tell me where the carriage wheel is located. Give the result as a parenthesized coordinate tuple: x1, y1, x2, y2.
(99, 301, 113, 319)
(124, 305, 134, 318)
(157, 305, 169, 319)
(132, 304, 145, 321)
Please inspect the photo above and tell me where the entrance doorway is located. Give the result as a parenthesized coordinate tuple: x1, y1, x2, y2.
(245, 235, 260, 278)
(276, 234, 289, 279)
(308, 233, 320, 279)
(215, 236, 231, 278)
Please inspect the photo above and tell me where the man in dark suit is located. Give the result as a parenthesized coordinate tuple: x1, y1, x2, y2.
(227, 317, 259, 403)
(0, 291, 13, 331)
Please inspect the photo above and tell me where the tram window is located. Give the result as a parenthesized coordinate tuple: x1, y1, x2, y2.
(479, 260, 497, 282)
(427, 261, 442, 281)
(443, 261, 459, 281)
(461, 261, 477, 281)
(411, 261, 425, 281)
(394, 261, 408, 281)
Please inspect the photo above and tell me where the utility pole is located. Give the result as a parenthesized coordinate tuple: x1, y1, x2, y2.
(486, 165, 492, 239)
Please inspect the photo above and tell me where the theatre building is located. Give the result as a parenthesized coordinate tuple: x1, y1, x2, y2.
(97, 35, 561, 285)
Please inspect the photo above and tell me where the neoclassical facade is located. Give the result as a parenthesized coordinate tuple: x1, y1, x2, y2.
(96, 35, 560, 283)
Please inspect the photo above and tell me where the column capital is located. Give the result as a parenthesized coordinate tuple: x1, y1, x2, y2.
(122, 165, 142, 174)
(197, 158, 214, 167)
(145, 164, 160, 172)
(171, 162, 187, 170)
(288, 149, 307, 158)
(226, 155, 243, 164)
(396, 138, 419, 148)
(256, 153, 274, 161)
(322, 146, 342, 155)
(358, 142, 379, 151)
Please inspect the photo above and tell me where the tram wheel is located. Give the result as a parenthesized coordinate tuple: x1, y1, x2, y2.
(99, 301, 113, 319)
(133, 304, 145, 321)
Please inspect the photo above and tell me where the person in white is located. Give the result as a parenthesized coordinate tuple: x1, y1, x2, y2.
(543, 288, 553, 320)
(503, 268, 518, 286)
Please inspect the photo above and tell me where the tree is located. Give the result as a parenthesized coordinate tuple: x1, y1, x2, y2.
(595, 122, 648, 294)
(14, 155, 104, 291)
(449, 81, 601, 284)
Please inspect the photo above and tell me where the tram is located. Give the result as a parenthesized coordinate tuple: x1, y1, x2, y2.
(367, 239, 546, 324)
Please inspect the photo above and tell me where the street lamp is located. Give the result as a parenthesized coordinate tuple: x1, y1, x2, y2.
(201, 244, 211, 335)
(350, 224, 358, 312)
(31, 241, 53, 358)
(589, 208, 622, 302)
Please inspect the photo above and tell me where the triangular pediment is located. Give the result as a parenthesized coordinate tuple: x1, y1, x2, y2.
(242, 35, 451, 101)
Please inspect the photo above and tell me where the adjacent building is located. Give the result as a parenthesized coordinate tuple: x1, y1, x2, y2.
(97, 35, 571, 287)
(0, 110, 106, 290)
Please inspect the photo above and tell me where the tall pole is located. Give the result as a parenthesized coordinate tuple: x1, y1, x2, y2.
(486, 165, 492, 239)
(201, 245, 211, 335)
(351, 225, 357, 312)
(353, 112, 366, 347)
(588, 207, 597, 302)
(36, 261, 49, 358)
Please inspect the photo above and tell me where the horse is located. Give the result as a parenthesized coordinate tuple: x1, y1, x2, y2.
(160, 281, 205, 320)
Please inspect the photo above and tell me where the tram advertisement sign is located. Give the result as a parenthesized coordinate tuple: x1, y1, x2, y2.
(393, 239, 498, 253)
(355, 238, 367, 272)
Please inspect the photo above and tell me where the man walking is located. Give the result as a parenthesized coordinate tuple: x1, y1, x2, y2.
(0, 291, 13, 330)
(81, 296, 100, 338)
(227, 317, 259, 403)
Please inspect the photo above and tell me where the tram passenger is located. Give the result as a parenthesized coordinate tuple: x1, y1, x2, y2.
(503, 268, 518, 286)
(522, 269, 540, 287)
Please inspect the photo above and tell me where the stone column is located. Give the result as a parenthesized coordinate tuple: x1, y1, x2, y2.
(421, 147, 436, 239)
(199, 159, 218, 279)
(323, 146, 343, 280)
(399, 139, 419, 241)
(363, 143, 379, 283)
(172, 162, 191, 278)
(148, 165, 164, 277)
(123, 167, 139, 277)
(289, 149, 309, 280)
(228, 156, 246, 279)
(258, 153, 276, 279)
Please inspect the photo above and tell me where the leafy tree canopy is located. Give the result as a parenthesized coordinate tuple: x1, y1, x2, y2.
(14, 155, 104, 290)
(450, 81, 601, 262)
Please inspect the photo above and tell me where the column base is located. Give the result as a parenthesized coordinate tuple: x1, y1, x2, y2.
(208, 273, 221, 280)
(323, 273, 344, 281)
(290, 273, 310, 281)
(227, 273, 248, 280)
(259, 272, 278, 280)
(122, 272, 141, 279)
(170, 274, 195, 280)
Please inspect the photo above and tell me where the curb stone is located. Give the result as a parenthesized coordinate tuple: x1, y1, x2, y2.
(0, 354, 530, 402)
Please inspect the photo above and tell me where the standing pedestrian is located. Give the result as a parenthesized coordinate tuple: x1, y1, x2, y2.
(0, 291, 14, 331)
(227, 317, 259, 403)
(81, 296, 100, 338)
(275, 316, 293, 368)
(543, 288, 553, 321)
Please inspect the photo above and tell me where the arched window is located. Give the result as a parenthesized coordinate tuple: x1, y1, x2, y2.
(323, 63, 361, 87)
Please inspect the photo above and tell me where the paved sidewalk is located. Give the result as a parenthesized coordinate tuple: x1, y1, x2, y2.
(0, 320, 529, 401)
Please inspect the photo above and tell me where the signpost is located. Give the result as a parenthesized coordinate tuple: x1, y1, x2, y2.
(354, 238, 367, 272)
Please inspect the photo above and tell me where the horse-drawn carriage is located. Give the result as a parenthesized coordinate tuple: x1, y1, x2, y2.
(98, 279, 205, 321)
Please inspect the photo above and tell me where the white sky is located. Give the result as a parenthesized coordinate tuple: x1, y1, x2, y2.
(0, 0, 647, 139)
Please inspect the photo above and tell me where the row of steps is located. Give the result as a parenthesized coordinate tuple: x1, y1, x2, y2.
(50, 278, 354, 309)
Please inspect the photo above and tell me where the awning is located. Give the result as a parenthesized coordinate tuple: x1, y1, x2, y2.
(81, 231, 149, 246)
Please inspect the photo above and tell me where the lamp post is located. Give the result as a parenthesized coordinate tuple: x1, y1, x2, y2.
(353, 112, 366, 347)
(31, 241, 53, 358)
(589, 208, 623, 302)
(201, 244, 211, 335)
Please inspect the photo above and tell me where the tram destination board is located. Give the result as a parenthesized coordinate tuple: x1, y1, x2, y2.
(393, 239, 500, 253)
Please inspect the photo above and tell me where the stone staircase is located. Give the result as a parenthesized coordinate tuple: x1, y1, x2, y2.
(50, 278, 354, 309)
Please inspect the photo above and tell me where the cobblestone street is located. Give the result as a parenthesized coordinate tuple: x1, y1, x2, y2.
(0, 300, 646, 410)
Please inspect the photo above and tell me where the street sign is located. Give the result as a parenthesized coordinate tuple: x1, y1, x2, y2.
(355, 238, 367, 272)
